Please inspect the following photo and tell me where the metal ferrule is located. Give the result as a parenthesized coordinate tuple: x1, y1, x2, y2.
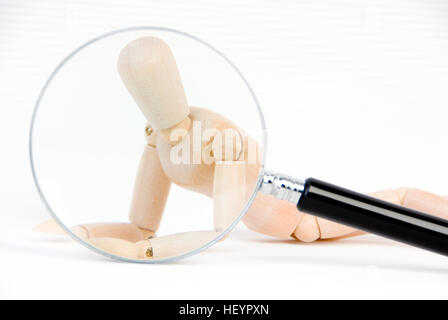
(260, 171, 305, 204)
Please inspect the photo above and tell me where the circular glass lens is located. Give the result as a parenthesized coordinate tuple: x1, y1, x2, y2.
(30, 27, 266, 263)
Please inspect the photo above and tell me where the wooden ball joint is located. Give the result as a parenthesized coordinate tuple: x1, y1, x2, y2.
(34, 37, 448, 260)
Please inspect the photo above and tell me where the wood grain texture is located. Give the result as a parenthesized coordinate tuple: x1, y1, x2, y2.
(129, 143, 171, 232)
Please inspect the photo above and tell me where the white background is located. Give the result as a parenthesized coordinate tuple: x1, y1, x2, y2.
(1, 0, 448, 299)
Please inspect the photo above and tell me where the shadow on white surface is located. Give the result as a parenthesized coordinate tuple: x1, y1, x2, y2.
(7, 227, 447, 273)
(1, 226, 448, 299)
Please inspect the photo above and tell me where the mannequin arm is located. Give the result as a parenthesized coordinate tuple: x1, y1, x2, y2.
(129, 140, 171, 233)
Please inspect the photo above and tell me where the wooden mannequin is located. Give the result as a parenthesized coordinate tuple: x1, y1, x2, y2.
(35, 37, 448, 260)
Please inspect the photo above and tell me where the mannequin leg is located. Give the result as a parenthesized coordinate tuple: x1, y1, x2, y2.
(33, 220, 154, 242)
(34, 135, 171, 243)
(88, 231, 219, 260)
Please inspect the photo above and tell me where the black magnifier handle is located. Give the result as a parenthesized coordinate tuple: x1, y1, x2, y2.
(298, 178, 448, 256)
(261, 174, 448, 256)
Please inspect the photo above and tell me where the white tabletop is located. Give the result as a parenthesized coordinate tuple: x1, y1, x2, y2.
(2, 222, 448, 299)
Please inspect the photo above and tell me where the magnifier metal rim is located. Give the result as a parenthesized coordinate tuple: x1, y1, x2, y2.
(29, 26, 267, 263)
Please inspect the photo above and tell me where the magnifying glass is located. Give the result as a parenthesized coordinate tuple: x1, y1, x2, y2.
(30, 27, 448, 263)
